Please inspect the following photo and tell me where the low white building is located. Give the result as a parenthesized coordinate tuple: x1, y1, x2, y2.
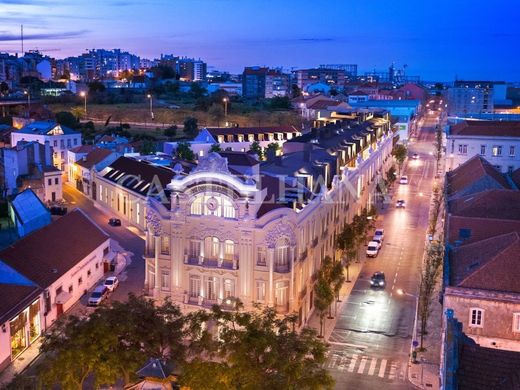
(446, 120, 520, 173)
(0, 209, 112, 374)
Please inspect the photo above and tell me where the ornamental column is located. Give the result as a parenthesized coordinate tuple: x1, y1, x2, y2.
(289, 246, 295, 311)
(154, 235, 160, 297)
(268, 248, 274, 306)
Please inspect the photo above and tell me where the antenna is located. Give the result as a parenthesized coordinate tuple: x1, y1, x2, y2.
(21, 25, 24, 55)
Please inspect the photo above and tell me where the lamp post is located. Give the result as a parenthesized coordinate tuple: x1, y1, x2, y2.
(223, 97, 228, 126)
(147, 94, 154, 120)
(79, 91, 87, 117)
(23, 90, 30, 110)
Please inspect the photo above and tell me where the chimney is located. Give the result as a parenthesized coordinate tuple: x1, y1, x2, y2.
(44, 140, 52, 167)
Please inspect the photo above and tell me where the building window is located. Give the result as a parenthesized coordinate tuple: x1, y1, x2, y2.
(54, 141, 57, 147)
(508, 166, 514, 175)
(224, 240, 234, 261)
(68, 285, 73, 293)
(492, 145, 502, 157)
(256, 280, 266, 302)
(223, 279, 235, 299)
(78, 277, 83, 286)
(190, 194, 236, 219)
(206, 276, 218, 301)
(513, 313, 520, 333)
(257, 247, 266, 266)
(190, 240, 201, 258)
(510, 146, 516, 157)
(189, 275, 201, 298)
(67, 139, 71, 147)
(161, 270, 170, 291)
(161, 236, 170, 255)
(55, 178, 59, 185)
(469, 308, 484, 327)
(74, 139, 78, 145)
(480, 145, 486, 155)
(48, 178, 52, 185)
(457, 144, 467, 155)
(60, 140, 64, 148)
(204, 236, 220, 260)
(275, 281, 289, 308)
(274, 238, 290, 269)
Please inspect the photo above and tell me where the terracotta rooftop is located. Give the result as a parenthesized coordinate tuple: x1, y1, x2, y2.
(69, 144, 94, 154)
(450, 120, 520, 138)
(447, 155, 511, 198)
(0, 283, 41, 324)
(0, 209, 110, 289)
(449, 189, 520, 220)
(307, 100, 342, 110)
(76, 148, 114, 169)
(449, 232, 520, 293)
(206, 126, 299, 136)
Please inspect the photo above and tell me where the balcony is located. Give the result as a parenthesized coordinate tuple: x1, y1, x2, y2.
(184, 255, 238, 270)
(274, 263, 290, 273)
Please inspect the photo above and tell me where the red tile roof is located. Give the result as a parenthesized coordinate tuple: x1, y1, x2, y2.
(307, 100, 342, 110)
(447, 216, 520, 245)
(449, 189, 520, 220)
(0, 209, 110, 289)
(76, 148, 114, 169)
(69, 145, 94, 154)
(511, 167, 520, 189)
(447, 155, 511, 197)
(0, 283, 41, 324)
(450, 232, 520, 293)
(206, 126, 299, 136)
(450, 120, 520, 137)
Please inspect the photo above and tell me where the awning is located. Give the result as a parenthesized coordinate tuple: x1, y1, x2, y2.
(104, 251, 116, 262)
(55, 291, 72, 305)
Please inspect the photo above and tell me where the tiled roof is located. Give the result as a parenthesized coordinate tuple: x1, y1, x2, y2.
(449, 232, 520, 293)
(447, 156, 511, 197)
(450, 120, 520, 137)
(69, 144, 94, 154)
(98, 135, 116, 143)
(0, 209, 109, 289)
(10, 188, 49, 225)
(0, 283, 41, 324)
(447, 216, 520, 245)
(101, 156, 174, 199)
(449, 189, 520, 220)
(307, 100, 341, 110)
(457, 334, 520, 390)
(76, 148, 114, 169)
(15, 121, 78, 135)
(218, 151, 259, 166)
(511, 167, 520, 189)
(206, 126, 299, 136)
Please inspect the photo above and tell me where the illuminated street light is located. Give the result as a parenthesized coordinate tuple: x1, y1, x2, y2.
(23, 90, 30, 110)
(147, 94, 154, 120)
(79, 91, 87, 116)
(223, 97, 228, 124)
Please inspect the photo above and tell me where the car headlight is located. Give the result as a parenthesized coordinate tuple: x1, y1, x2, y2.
(370, 280, 374, 284)
(379, 281, 384, 286)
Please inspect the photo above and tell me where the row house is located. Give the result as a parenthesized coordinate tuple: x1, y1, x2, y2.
(143, 111, 394, 326)
(446, 120, 520, 174)
(0, 210, 112, 374)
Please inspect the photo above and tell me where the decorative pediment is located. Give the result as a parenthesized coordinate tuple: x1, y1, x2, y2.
(265, 221, 296, 248)
(145, 208, 163, 236)
(192, 152, 231, 175)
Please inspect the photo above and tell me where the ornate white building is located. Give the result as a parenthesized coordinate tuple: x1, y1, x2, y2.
(144, 111, 394, 326)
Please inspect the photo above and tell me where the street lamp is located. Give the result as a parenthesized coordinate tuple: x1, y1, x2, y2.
(23, 90, 30, 110)
(79, 91, 87, 116)
(147, 94, 154, 120)
(223, 97, 228, 126)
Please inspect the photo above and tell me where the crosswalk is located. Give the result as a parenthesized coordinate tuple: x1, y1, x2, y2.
(326, 351, 401, 381)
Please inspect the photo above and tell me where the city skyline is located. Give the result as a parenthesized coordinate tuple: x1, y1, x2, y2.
(1, 0, 519, 81)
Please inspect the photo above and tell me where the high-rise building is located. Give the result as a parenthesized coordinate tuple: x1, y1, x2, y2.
(178, 58, 207, 82)
(242, 67, 289, 99)
(447, 81, 505, 116)
(293, 68, 346, 91)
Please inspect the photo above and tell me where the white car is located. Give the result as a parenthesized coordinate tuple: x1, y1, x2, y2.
(366, 241, 380, 258)
(371, 236, 382, 249)
(88, 285, 109, 306)
(374, 228, 385, 242)
(400, 176, 409, 184)
(104, 276, 119, 292)
(396, 199, 406, 208)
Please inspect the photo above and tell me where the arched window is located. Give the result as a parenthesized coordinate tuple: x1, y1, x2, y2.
(224, 240, 235, 261)
(274, 238, 290, 268)
(190, 194, 236, 219)
(191, 196, 204, 215)
(204, 236, 220, 260)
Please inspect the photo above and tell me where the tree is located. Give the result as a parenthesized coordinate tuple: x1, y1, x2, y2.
(0, 81, 9, 96)
(163, 125, 178, 139)
(336, 223, 357, 282)
(265, 142, 280, 160)
(291, 84, 302, 98)
(392, 144, 407, 175)
(329, 259, 345, 316)
(208, 104, 225, 126)
(183, 116, 199, 138)
(428, 184, 444, 238)
(268, 96, 291, 110)
(210, 143, 222, 152)
(55, 111, 79, 129)
(176, 141, 195, 161)
(140, 139, 157, 155)
(88, 81, 106, 94)
(418, 242, 444, 350)
(386, 165, 397, 187)
(190, 83, 207, 99)
(434, 125, 443, 173)
(181, 304, 334, 390)
(249, 141, 263, 160)
(314, 271, 335, 338)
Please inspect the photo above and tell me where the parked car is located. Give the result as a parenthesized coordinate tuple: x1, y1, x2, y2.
(400, 176, 409, 184)
(88, 285, 109, 306)
(371, 236, 382, 248)
(104, 276, 119, 292)
(370, 272, 386, 288)
(374, 228, 385, 242)
(108, 218, 121, 227)
(396, 199, 406, 208)
(366, 241, 380, 257)
(50, 206, 68, 215)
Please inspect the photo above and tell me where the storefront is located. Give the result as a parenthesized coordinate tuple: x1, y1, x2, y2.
(9, 299, 41, 359)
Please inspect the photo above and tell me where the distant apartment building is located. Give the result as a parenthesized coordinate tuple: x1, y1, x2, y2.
(293, 68, 346, 91)
(446, 120, 520, 173)
(447, 81, 506, 116)
(242, 67, 289, 99)
(178, 58, 207, 82)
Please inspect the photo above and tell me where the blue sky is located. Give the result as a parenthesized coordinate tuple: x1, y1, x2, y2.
(1, 0, 519, 81)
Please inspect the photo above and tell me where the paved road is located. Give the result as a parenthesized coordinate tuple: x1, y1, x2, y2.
(62, 184, 145, 303)
(327, 113, 440, 389)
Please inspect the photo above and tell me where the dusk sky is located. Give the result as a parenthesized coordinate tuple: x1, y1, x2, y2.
(1, 0, 519, 81)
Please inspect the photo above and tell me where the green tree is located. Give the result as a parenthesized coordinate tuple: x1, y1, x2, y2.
(181, 304, 334, 390)
(140, 139, 157, 155)
(183, 116, 199, 138)
(163, 125, 178, 139)
(291, 84, 302, 98)
(386, 165, 397, 186)
(249, 141, 263, 160)
(392, 144, 407, 175)
(55, 111, 79, 129)
(208, 104, 225, 126)
(210, 143, 222, 152)
(314, 271, 335, 338)
(190, 83, 207, 99)
(88, 81, 106, 94)
(434, 125, 443, 173)
(336, 223, 357, 282)
(268, 96, 291, 110)
(176, 141, 195, 161)
(265, 142, 280, 160)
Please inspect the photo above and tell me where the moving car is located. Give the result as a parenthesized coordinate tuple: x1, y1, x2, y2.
(400, 176, 409, 184)
(412, 153, 419, 160)
(88, 285, 109, 306)
(396, 199, 406, 208)
(370, 272, 386, 288)
(366, 241, 380, 257)
(108, 218, 121, 227)
(104, 276, 119, 292)
(374, 228, 384, 242)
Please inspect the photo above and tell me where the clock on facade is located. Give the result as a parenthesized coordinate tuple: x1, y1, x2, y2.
(206, 196, 219, 212)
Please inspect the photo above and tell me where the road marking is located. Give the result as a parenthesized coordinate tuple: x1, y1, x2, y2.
(378, 359, 387, 378)
(328, 341, 368, 349)
(368, 358, 377, 376)
(337, 355, 347, 371)
(348, 354, 358, 372)
(328, 353, 339, 369)
(357, 356, 367, 374)
(389, 362, 398, 379)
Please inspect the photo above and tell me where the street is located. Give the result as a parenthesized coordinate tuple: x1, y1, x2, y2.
(62, 184, 145, 303)
(327, 113, 440, 389)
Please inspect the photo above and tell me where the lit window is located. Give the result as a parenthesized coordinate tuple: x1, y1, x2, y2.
(256, 280, 266, 302)
(189, 275, 201, 298)
(458, 144, 467, 155)
(275, 238, 290, 269)
(161, 236, 170, 255)
(161, 270, 170, 291)
(469, 308, 484, 327)
(204, 237, 220, 260)
(492, 145, 502, 157)
(510, 146, 515, 157)
(224, 240, 234, 261)
(223, 279, 235, 298)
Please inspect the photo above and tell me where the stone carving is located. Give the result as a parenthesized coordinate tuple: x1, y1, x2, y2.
(192, 227, 237, 242)
(265, 220, 296, 248)
(192, 152, 231, 175)
(145, 207, 162, 236)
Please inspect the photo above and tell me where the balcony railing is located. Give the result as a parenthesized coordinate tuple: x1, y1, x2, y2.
(184, 255, 238, 270)
(274, 263, 290, 273)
